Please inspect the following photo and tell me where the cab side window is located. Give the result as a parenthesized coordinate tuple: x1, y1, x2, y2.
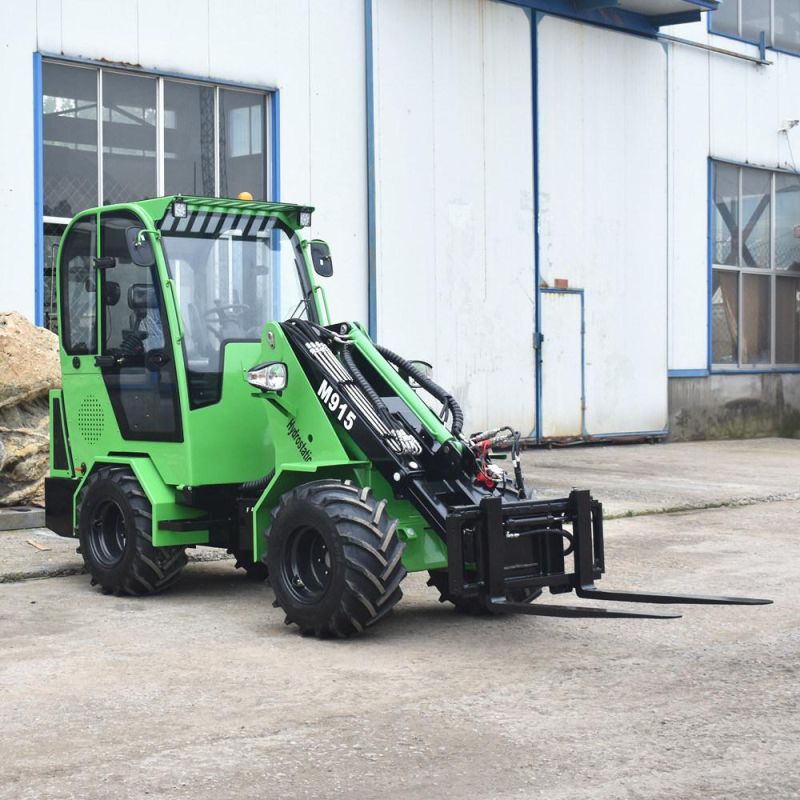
(100, 212, 164, 361)
(59, 217, 97, 355)
(98, 210, 181, 441)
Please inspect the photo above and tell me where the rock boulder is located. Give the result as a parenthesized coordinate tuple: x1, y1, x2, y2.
(0, 313, 61, 507)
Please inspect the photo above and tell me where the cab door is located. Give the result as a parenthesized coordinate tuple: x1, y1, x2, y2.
(57, 213, 99, 467)
(97, 210, 182, 442)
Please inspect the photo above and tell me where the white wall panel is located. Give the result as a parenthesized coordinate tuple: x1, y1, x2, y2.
(6, 0, 798, 442)
(482, 2, 537, 432)
(60, 0, 139, 64)
(670, 39, 800, 373)
(373, 0, 535, 432)
(744, 63, 780, 164)
(538, 14, 668, 435)
(36, 0, 62, 54)
(667, 42, 710, 371)
(710, 48, 781, 168)
(429, 0, 495, 428)
(308, 0, 368, 324)
(0, 0, 369, 329)
(137, 0, 210, 78)
(208, 0, 311, 207)
(660, 18, 709, 43)
(0, 1, 37, 318)
(709, 60, 751, 164)
(540, 292, 583, 438)
(372, 0, 437, 367)
(776, 55, 800, 172)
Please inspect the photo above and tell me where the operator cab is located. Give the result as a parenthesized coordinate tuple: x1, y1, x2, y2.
(55, 196, 330, 487)
(157, 205, 314, 408)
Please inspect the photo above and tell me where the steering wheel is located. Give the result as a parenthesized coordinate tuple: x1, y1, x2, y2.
(204, 303, 250, 319)
(205, 304, 250, 341)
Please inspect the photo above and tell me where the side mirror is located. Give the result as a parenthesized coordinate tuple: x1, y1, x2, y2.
(309, 240, 333, 277)
(126, 227, 156, 267)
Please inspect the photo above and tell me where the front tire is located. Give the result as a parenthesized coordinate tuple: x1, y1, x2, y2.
(77, 467, 187, 595)
(267, 480, 406, 638)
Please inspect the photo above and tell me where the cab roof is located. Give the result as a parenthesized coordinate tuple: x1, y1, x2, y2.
(100, 195, 314, 230)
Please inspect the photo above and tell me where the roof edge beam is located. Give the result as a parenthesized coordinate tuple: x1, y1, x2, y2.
(575, 0, 619, 9)
(651, 10, 702, 27)
(501, 1, 659, 37)
(682, 0, 719, 10)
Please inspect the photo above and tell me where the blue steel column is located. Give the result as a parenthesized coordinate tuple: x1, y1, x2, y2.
(270, 90, 281, 201)
(33, 52, 44, 326)
(365, 0, 378, 340)
(706, 157, 713, 372)
(531, 13, 543, 441)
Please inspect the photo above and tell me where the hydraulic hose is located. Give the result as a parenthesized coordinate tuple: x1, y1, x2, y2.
(240, 469, 275, 494)
(512, 431, 525, 498)
(373, 343, 464, 437)
(340, 345, 397, 431)
(284, 318, 463, 438)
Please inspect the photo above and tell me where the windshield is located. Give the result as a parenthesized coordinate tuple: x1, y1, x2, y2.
(159, 211, 312, 407)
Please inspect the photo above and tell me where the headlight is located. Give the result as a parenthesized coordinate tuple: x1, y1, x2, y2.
(247, 362, 288, 392)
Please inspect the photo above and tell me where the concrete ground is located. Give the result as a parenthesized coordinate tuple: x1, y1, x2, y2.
(0, 438, 798, 799)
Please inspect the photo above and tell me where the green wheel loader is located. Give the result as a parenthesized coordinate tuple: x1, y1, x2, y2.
(44, 195, 769, 637)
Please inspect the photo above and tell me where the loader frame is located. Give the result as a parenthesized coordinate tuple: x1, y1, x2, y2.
(45, 194, 771, 627)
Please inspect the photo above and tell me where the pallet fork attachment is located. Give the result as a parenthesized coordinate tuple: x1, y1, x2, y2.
(447, 489, 772, 620)
(486, 598, 682, 620)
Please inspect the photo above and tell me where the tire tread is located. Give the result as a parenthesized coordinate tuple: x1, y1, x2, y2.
(268, 480, 406, 638)
(77, 467, 187, 596)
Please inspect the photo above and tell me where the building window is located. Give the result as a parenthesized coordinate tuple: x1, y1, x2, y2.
(712, 161, 800, 368)
(711, 0, 800, 54)
(41, 59, 272, 330)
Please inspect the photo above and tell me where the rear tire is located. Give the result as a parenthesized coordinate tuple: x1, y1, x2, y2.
(267, 480, 405, 638)
(427, 570, 542, 615)
(77, 466, 187, 596)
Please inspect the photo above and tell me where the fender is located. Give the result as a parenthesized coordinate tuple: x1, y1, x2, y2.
(251, 460, 366, 562)
(249, 459, 448, 571)
(72, 456, 209, 547)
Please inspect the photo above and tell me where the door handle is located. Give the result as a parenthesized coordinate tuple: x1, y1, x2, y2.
(145, 350, 170, 370)
(94, 355, 116, 368)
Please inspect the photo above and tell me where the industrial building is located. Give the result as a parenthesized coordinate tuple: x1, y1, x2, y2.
(1, 0, 799, 441)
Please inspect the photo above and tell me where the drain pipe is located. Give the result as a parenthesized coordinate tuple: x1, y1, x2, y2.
(657, 31, 772, 66)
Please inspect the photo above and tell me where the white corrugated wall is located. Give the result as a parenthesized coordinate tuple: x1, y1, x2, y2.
(0, 0, 369, 326)
(371, 0, 537, 434)
(4, 1, 798, 437)
(537, 14, 669, 436)
(665, 19, 800, 373)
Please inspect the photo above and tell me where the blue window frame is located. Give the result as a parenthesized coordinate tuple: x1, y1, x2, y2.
(34, 53, 280, 329)
(710, 0, 800, 56)
(710, 159, 800, 371)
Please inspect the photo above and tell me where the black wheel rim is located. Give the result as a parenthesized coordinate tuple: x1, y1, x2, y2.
(86, 499, 127, 568)
(280, 525, 332, 604)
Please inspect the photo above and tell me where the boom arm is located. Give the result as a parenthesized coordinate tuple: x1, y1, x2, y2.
(281, 319, 772, 617)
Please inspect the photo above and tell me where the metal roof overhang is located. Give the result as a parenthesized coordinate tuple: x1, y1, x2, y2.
(504, 0, 719, 35)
